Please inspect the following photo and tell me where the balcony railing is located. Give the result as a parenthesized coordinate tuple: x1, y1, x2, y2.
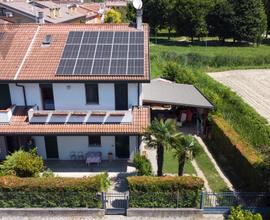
(0, 105, 16, 123)
(28, 106, 133, 124)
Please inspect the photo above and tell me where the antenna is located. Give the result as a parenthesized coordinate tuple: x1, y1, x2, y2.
(133, 0, 143, 30)
(132, 0, 143, 10)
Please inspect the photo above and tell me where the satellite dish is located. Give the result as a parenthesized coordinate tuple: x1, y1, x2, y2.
(133, 0, 143, 10)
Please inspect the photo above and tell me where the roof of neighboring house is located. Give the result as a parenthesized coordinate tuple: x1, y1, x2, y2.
(0, 23, 150, 82)
(105, 1, 128, 7)
(0, 18, 11, 24)
(0, 106, 150, 135)
(0, 1, 95, 24)
(142, 78, 214, 109)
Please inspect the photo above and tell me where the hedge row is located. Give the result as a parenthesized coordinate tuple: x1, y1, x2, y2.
(206, 116, 267, 191)
(157, 51, 270, 68)
(0, 174, 107, 208)
(127, 176, 204, 208)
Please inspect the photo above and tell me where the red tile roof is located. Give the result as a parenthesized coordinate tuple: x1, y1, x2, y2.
(0, 106, 150, 135)
(0, 23, 150, 82)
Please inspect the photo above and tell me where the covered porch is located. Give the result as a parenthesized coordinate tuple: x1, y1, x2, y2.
(44, 160, 136, 177)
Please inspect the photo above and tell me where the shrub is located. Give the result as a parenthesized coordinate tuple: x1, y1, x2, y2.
(0, 149, 44, 177)
(127, 176, 204, 208)
(41, 168, 54, 177)
(133, 153, 152, 176)
(0, 174, 108, 208)
(228, 206, 263, 220)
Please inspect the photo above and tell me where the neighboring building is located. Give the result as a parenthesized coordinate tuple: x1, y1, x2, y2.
(0, 0, 101, 24)
(0, 23, 150, 161)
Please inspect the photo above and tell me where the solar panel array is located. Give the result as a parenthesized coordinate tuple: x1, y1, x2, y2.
(56, 31, 145, 76)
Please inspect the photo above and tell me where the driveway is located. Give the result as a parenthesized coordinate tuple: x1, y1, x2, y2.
(208, 69, 270, 123)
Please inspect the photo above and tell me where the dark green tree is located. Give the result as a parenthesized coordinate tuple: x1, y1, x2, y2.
(126, 2, 136, 23)
(174, 0, 212, 41)
(207, 0, 234, 42)
(229, 0, 267, 45)
(263, 0, 270, 35)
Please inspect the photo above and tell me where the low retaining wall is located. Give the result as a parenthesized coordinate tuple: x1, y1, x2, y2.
(0, 208, 105, 220)
(127, 208, 203, 219)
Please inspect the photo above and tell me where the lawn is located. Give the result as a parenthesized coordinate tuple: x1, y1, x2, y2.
(150, 34, 270, 77)
(163, 146, 229, 192)
(163, 149, 196, 176)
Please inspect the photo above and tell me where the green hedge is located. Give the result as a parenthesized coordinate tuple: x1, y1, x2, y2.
(0, 174, 108, 208)
(127, 176, 204, 208)
(133, 153, 152, 176)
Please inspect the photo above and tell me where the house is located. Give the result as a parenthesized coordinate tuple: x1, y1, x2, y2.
(0, 1, 101, 24)
(0, 22, 150, 162)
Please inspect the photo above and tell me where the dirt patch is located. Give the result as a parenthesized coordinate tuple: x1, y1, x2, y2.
(209, 69, 270, 123)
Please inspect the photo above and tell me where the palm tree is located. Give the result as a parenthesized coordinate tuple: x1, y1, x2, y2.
(172, 135, 199, 176)
(143, 118, 182, 176)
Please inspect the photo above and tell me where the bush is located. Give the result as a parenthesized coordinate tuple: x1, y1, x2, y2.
(133, 153, 152, 176)
(0, 174, 109, 208)
(0, 149, 44, 177)
(127, 176, 204, 208)
(228, 206, 263, 220)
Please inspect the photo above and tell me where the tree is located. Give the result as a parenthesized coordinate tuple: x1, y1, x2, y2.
(126, 2, 136, 23)
(172, 135, 199, 176)
(143, 119, 182, 176)
(104, 9, 122, 23)
(263, 0, 270, 35)
(207, 0, 235, 42)
(229, 0, 267, 45)
(174, 0, 212, 41)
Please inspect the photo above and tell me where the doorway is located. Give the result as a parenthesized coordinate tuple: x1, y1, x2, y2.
(44, 136, 59, 159)
(40, 84, 55, 110)
(0, 84, 11, 110)
(115, 83, 128, 110)
(115, 136, 130, 159)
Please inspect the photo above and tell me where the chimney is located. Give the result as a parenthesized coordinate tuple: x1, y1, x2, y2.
(136, 9, 143, 30)
(38, 11, 45, 24)
(55, 7, 61, 17)
(49, 8, 55, 18)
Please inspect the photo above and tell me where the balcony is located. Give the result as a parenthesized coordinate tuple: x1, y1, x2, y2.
(0, 105, 16, 123)
(28, 106, 133, 124)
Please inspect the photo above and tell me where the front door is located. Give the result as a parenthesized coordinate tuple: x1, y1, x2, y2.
(115, 136, 130, 159)
(0, 84, 11, 110)
(40, 84, 55, 110)
(115, 83, 128, 110)
(44, 136, 59, 159)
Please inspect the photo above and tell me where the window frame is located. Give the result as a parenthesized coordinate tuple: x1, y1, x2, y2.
(88, 135, 101, 147)
(85, 83, 99, 105)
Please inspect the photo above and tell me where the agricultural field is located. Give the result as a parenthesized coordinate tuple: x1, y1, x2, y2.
(209, 69, 270, 124)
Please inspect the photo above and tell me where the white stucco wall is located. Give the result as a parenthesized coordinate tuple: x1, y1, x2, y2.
(32, 136, 47, 159)
(57, 136, 116, 160)
(128, 83, 139, 108)
(9, 83, 42, 108)
(32, 135, 138, 161)
(53, 83, 115, 110)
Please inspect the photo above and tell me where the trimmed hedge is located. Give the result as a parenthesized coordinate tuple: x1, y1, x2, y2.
(206, 116, 265, 191)
(127, 176, 204, 208)
(0, 174, 108, 208)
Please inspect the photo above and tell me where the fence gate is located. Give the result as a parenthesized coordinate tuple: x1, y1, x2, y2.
(102, 192, 129, 215)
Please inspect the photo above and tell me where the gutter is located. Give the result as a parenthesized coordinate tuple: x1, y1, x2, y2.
(15, 83, 27, 108)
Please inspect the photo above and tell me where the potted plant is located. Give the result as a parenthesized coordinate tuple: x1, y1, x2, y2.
(108, 152, 113, 162)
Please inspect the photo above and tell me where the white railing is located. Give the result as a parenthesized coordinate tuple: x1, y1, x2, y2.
(0, 105, 16, 123)
(28, 108, 133, 124)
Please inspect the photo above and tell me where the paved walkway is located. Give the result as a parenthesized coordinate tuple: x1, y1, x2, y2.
(209, 69, 270, 123)
(191, 159, 211, 192)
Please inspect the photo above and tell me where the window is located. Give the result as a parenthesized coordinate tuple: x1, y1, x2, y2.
(85, 84, 99, 104)
(89, 136, 101, 147)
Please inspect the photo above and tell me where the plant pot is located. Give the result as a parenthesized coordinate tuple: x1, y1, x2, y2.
(108, 153, 113, 162)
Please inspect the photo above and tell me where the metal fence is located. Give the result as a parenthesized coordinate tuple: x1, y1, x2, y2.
(201, 192, 270, 215)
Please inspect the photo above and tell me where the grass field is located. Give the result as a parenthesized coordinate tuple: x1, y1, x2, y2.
(163, 149, 196, 176)
(163, 147, 229, 192)
(150, 35, 270, 77)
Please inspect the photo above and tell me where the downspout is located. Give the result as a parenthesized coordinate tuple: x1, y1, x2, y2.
(137, 83, 140, 107)
(15, 83, 27, 108)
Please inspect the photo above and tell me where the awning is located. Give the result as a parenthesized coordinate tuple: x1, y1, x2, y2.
(142, 78, 214, 109)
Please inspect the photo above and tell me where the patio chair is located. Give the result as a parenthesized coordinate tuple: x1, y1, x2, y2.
(70, 151, 76, 160)
(86, 152, 102, 166)
(77, 151, 84, 160)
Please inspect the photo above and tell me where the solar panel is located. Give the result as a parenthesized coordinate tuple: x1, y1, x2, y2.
(57, 31, 145, 76)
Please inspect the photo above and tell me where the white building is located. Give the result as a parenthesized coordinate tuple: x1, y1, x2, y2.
(0, 23, 150, 163)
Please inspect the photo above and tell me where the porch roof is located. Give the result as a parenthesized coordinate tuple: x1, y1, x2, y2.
(142, 78, 214, 109)
(0, 106, 150, 135)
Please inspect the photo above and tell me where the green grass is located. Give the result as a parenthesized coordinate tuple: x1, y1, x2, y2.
(150, 33, 270, 76)
(195, 144, 230, 192)
(163, 149, 196, 176)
